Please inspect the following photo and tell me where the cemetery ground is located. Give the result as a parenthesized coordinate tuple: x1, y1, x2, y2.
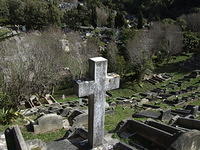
(0, 52, 200, 150)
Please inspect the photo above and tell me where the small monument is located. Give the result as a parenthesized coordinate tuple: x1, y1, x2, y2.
(75, 57, 120, 148)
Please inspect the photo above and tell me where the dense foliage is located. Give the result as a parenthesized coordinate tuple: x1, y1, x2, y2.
(0, 0, 200, 110)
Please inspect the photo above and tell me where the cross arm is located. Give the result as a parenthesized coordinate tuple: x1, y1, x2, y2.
(106, 73, 120, 91)
(75, 80, 95, 97)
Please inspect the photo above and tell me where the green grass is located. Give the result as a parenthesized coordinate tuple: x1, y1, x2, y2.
(105, 106, 136, 131)
(22, 128, 66, 142)
(1, 52, 199, 143)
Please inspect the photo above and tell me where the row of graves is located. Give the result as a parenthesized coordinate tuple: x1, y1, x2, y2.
(3, 57, 200, 150)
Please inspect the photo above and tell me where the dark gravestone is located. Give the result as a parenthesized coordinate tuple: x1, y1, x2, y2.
(133, 110, 161, 119)
(171, 109, 191, 116)
(60, 107, 73, 117)
(142, 104, 160, 109)
(68, 110, 84, 126)
(133, 109, 171, 121)
(160, 110, 172, 121)
(47, 139, 78, 150)
(5, 125, 29, 150)
(117, 120, 178, 149)
(175, 117, 200, 130)
(185, 105, 199, 116)
(113, 142, 138, 150)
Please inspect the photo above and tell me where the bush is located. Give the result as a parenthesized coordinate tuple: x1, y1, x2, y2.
(0, 28, 100, 106)
(183, 31, 200, 52)
(0, 108, 22, 125)
(0, 93, 13, 109)
(180, 13, 200, 32)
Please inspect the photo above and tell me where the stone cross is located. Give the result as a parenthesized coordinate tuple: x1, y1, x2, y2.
(75, 57, 120, 148)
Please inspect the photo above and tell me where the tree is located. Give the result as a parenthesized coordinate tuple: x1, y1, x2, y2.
(126, 30, 154, 81)
(0, 28, 100, 107)
(180, 13, 200, 32)
(0, 0, 9, 24)
(115, 12, 126, 28)
(137, 9, 144, 29)
(7, 0, 25, 25)
(24, 0, 49, 29)
(47, 0, 62, 26)
(0, 28, 67, 106)
(96, 7, 109, 27)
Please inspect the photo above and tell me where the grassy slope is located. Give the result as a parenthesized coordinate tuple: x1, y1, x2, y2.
(1, 52, 199, 142)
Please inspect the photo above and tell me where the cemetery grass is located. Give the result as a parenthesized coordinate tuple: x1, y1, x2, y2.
(106, 52, 200, 131)
(22, 128, 66, 142)
(1, 52, 199, 142)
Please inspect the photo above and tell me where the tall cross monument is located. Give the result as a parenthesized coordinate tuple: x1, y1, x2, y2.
(75, 57, 120, 148)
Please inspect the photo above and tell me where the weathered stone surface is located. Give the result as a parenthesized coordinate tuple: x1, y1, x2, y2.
(185, 105, 199, 116)
(174, 117, 200, 130)
(138, 98, 149, 105)
(117, 120, 181, 149)
(68, 110, 84, 126)
(63, 119, 70, 129)
(133, 110, 161, 119)
(5, 125, 29, 150)
(160, 110, 172, 121)
(113, 142, 138, 150)
(142, 104, 160, 109)
(26, 139, 46, 150)
(33, 114, 63, 134)
(46, 139, 78, 150)
(60, 107, 73, 117)
(0, 132, 7, 150)
(169, 130, 200, 150)
(75, 57, 120, 148)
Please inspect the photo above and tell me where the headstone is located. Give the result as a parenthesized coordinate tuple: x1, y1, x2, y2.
(160, 110, 172, 121)
(45, 94, 58, 104)
(132, 110, 161, 119)
(170, 130, 200, 150)
(174, 117, 200, 130)
(113, 142, 138, 150)
(116, 119, 179, 149)
(75, 57, 120, 148)
(32, 114, 63, 134)
(5, 125, 29, 150)
(47, 139, 78, 150)
(30, 95, 41, 107)
(60, 107, 73, 117)
(68, 110, 88, 126)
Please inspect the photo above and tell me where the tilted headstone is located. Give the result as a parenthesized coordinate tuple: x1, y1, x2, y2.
(32, 114, 63, 134)
(5, 125, 30, 150)
(75, 57, 120, 148)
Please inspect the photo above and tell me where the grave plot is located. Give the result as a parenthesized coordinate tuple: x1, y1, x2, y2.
(2, 55, 200, 150)
(115, 118, 200, 150)
(144, 73, 171, 85)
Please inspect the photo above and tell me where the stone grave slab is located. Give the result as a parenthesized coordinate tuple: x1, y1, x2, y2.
(47, 139, 78, 150)
(174, 117, 200, 130)
(5, 125, 29, 150)
(132, 110, 161, 119)
(32, 114, 63, 134)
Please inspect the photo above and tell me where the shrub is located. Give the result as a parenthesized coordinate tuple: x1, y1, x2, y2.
(183, 31, 200, 52)
(0, 92, 13, 109)
(0, 108, 22, 125)
(180, 13, 200, 32)
(0, 28, 100, 106)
